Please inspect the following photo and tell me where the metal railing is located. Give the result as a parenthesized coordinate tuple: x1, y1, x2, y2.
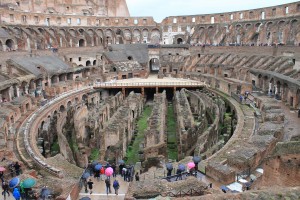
(94, 82, 204, 87)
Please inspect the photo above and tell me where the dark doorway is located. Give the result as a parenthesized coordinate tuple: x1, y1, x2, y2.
(177, 38, 183, 44)
(79, 39, 85, 47)
(128, 73, 133, 78)
(149, 58, 160, 73)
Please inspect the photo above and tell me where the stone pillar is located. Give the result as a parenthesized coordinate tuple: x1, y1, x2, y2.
(268, 82, 272, 95)
(156, 87, 159, 94)
(141, 87, 145, 97)
(122, 87, 125, 96)
(274, 84, 278, 95)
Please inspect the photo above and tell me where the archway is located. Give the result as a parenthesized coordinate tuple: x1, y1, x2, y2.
(149, 58, 160, 73)
(79, 39, 85, 47)
(86, 60, 91, 66)
(177, 38, 183, 44)
(5, 39, 14, 50)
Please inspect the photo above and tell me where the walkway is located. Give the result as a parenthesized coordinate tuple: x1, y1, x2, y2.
(78, 175, 130, 200)
(94, 76, 205, 88)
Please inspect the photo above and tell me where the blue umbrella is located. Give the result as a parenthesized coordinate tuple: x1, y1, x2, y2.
(245, 182, 251, 188)
(9, 177, 20, 188)
(22, 178, 37, 188)
(166, 163, 173, 170)
(41, 187, 51, 198)
(192, 156, 201, 164)
(82, 172, 90, 179)
(178, 164, 185, 171)
(94, 164, 102, 171)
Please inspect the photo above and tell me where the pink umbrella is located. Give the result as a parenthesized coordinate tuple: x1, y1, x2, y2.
(105, 167, 113, 176)
(0, 166, 6, 172)
(187, 162, 195, 169)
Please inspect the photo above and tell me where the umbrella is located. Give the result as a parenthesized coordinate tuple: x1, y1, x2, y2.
(192, 156, 201, 164)
(41, 187, 51, 198)
(91, 161, 98, 167)
(94, 164, 102, 171)
(166, 163, 173, 170)
(9, 177, 20, 188)
(22, 178, 37, 188)
(82, 172, 90, 179)
(231, 190, 239, 193)
(118, 160, 125, 165)
(80, 197, 91, 200)
(187, 162, 195, 169)
(250, 174, 257, 181)
(0, 166, 6, 172)
(245, 182, 251, 188)
(178, 164, 185, 171)
(220, 185, 229, 192)
(105, 167, 113, 176)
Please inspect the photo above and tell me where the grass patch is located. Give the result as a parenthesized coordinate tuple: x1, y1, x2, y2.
(90, 148, 100, 161)
(167, 105, 178, 160)
(126, 106, 152, 164)
(50, 141, 60, 155)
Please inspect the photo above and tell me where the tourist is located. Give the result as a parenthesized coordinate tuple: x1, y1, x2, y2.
(12, 188, 21, 200)
(119, 163, 125, 176)
(111, 163, 116, 177)
(105, 178, 111, 194)
(2, 181, 10, 199)
(135, 172, 140, 181)
(95, 168, 100, 182)
(167, 169, 172, 177)
(14, 162, 21, 176)
(9, 163, 14, 177)
(113, 179, 120, 195)
(122, 167, 127, 181)
(87, 179, 93, 194)
(100, 167, 105, 181)
(175, 169, 182, 181)
(0, 171, 4, 183)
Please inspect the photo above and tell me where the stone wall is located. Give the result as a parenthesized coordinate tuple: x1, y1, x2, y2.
(143, 91, 167, 160)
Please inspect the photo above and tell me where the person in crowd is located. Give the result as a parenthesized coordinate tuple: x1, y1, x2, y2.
(105, 178, 111, 195)
(111, 163, 117, 177)
(2, 181, 10, 199)
(135, 172, 140, 181)
(14, 162, 21, 176)
(100, 167, 105, 181)
(175, 169, 182, 181)
(87, 179, 93, 194)
(113, 179, 120, 195)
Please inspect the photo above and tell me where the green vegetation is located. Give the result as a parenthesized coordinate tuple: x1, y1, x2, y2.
(166, 105, 178, 160)
(89, 148, 100, 161)
(69, 137, 79, 153)
(50, 140, 60, 155)
(126, 106, 152, 164)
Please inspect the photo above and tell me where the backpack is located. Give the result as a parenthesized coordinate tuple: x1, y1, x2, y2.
(113, 180, 119, 188)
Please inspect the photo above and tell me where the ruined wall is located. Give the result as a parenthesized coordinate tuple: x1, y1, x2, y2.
(143, 91, 167, 160)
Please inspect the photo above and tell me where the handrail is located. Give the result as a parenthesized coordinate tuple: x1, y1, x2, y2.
(93, 81, 204, 87)
(21, 86, 93, 177)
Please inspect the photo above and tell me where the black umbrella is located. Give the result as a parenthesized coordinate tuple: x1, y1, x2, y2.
(80, 197, 91, 200)
(192, 156, 201, 163)
(166, 163, 173, 170)
(41, 187, 51, 198)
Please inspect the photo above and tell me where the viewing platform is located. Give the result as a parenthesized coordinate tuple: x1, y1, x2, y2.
(93, 76, 206, 89)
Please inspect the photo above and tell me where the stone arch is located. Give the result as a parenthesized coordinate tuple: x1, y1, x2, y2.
(69, 29, 77, 37)
(133, 29, 141, 43)
(5, 39, 14, 50)
(82, 94, 88, 102)
(105, 29, 114, 45)
(93, 60, 96, 65)
(150, 29, 160, 44)
(79, 39, 85, 47)
(149, 58, 160, 73)
(59, 105, 65, 112)
(142, 29, 149, 43)
(115, 29, 123, 44)
(123, 29, 132, 43)
(245, 23, 252, 30)
(177, 38, 183, 44)
(86, 60, 91, 66)
(67, 101, 72, 109)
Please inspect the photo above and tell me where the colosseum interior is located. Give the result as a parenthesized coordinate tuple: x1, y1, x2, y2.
(0, 0, 300, 199)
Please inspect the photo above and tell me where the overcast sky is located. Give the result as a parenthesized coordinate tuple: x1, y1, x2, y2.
(126, 0, 297, 22)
